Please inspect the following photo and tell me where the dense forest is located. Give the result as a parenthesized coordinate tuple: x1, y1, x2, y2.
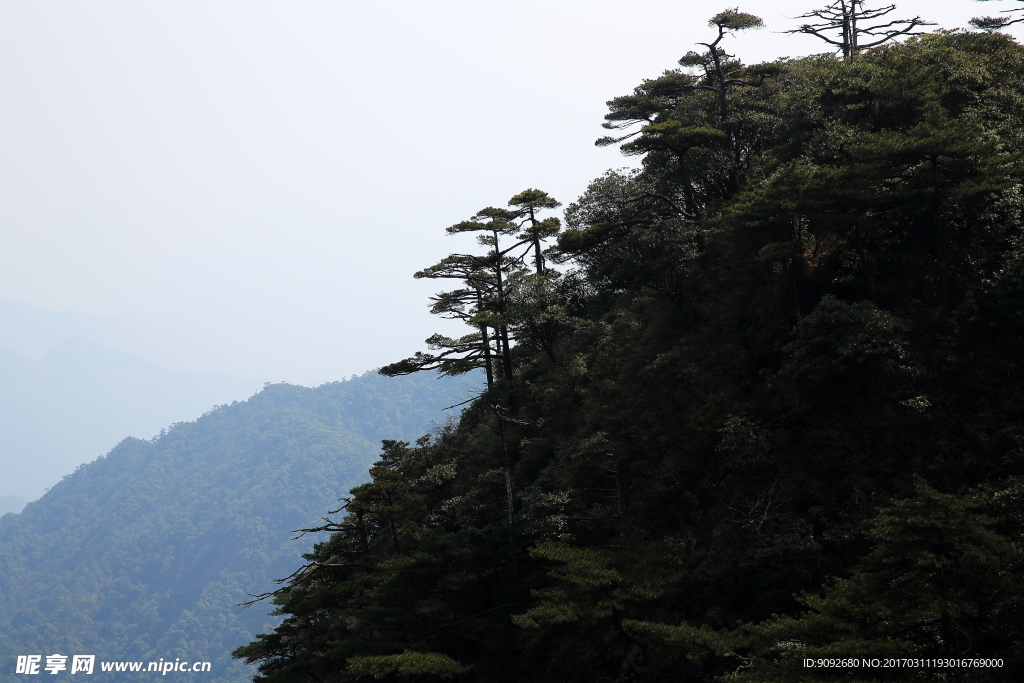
(0, 372, 474, 683)
(234, 7, 1024, 683)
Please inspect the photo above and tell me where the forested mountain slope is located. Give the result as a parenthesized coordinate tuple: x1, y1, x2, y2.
(236, 26, 1024, 683)
(0, 372, 475, 683)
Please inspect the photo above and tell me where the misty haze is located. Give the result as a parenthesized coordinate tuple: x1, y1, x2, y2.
(3, 1, 1023, 681)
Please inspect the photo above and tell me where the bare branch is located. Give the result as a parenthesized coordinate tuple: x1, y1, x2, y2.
(786, 0, 934, 61)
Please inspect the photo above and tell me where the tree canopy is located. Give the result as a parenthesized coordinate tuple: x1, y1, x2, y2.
(236, 17, 1024, 683)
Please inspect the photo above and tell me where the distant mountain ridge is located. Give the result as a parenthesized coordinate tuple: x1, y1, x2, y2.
(0, 372, 477, 683)
(0, 299, 232, 374)
(0, 497, 25, 516)
(0, 336, 264, 500)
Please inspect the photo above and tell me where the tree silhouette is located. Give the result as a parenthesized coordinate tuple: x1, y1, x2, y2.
(380, 192, 563, 386)
(787, 0, 933, 61)
(971, 0, 1024, 31)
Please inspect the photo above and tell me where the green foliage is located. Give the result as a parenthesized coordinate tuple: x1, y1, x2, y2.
(971, 0, 1024, 32)
(241, 28, 1024, 683)
(779, 295, 911, 387)
(347, 651, 470, 680)
(708, 9, 764, 33)
(986, 240, 1024, 326)
(382, 188, 564, 389)
(739, 480, 1020, 681)
(0, 372, 475, 683)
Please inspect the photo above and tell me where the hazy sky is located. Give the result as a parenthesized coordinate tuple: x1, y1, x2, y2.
(0, 0, 998, 386)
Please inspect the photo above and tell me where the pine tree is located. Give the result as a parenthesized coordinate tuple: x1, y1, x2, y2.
(382, 191, 565, 384)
